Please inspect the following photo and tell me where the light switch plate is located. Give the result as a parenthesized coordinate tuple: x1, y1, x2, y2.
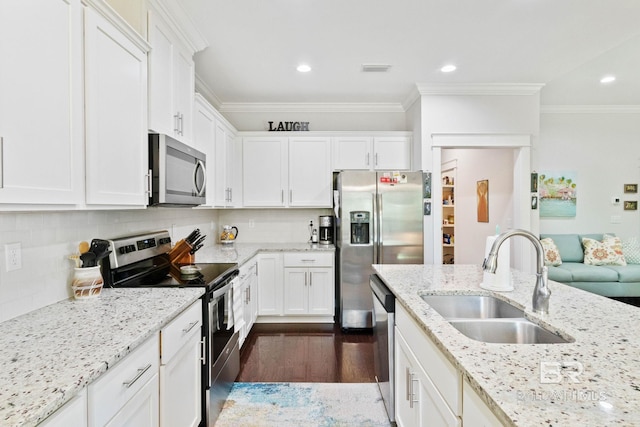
(5, 242, 22, 271)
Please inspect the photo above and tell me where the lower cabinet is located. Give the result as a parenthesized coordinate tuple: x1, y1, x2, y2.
(257, 252, 284, 317)
(395, 304, 505, 427)
(235, 257, 259, 348)
(283, 268, 333, 316)
(159, 300, 202, 427)
(39, 389, 87, 427)
(88, 335, 160, 427)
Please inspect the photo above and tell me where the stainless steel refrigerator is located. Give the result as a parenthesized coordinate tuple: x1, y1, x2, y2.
(335, 171, 423, 329)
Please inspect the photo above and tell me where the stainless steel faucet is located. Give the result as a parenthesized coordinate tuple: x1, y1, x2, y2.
(482, 229, 551, 314)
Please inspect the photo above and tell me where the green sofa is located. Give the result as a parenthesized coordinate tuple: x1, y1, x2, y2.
(541, 233, 640, 297)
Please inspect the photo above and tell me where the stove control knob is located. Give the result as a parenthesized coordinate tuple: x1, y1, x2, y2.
(118, 246, 127, 255)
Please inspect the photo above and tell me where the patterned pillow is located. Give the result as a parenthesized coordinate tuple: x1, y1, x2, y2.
(541, 238, 562, 266)
(582, 236, 627, 266)
(622, 237, 640, 264)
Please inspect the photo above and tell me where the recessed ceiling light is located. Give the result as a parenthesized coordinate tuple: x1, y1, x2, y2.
(600, 75, 616, 84)
(297, 64, 311, 73)
(362, 64, 392, 72)
(441, 64, 457, 73)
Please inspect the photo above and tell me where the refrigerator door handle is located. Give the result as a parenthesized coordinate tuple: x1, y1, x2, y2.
(377, 193, 383, 264)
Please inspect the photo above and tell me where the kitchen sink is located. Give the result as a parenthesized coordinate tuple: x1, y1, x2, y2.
(421, 294, 524, 319)
(421, 294, 573, 344)
(448, 319, 573, 344)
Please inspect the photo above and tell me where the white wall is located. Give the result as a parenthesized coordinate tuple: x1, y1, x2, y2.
(442, 148, 515, 264)
(0, 209, 219, 322)
(536, 110, 640, 237)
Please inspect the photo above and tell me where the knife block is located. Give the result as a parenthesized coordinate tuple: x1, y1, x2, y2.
(168, 239, 194, 265)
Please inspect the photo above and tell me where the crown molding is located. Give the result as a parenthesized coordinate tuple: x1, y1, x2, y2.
(194, 74, 223, 110)
(540, 105, 640, 114)
(148, 0, 208, 53)
(218, 102, 406, 114)
(415, 83, 545, 96)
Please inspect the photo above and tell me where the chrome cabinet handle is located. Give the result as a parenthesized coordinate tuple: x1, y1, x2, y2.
(406, 367, 411, 401)
(281, 189, 284, 204)
(200, 339, 206, 365)
(123, 364, 152, 388)
(289, 189, 292, 203)
(179, 113, 184, 135)
(229, 187, 233, 202)
(366, 152, 370, 166)
(375, 152, 379, 166)
(309, 272, 312, 286)
(174, 113, 180, 134)
(146, 169, 152, 197)
(182, 320, 199, 334)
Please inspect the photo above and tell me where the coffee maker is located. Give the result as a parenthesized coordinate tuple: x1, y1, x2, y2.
(319, 215, 334, 245)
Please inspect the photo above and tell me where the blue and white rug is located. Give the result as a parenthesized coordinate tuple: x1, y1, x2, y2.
(214, 382, 391, 427)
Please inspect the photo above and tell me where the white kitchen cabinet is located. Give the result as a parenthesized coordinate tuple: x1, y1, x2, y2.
(193, 95, 216, 207)
(395, 303, 461, 427)
(0, 0, 84, 205)
(88, 334, 159, 427)
(462, 380, 504, 427)
(159, 300, 202, 427)
(332, 135, 412, 171)
(282, 252, 334, 319)
(84, 5, 149, 206)
(257, 252, 283, 317)
(214, 120, 240, 207)
(38, 389, 87, 427)
(242, 137, 288, 207)
(148, 7, 194, 144)
(288, 137, 332, 207)
(236, 257, 258, 347)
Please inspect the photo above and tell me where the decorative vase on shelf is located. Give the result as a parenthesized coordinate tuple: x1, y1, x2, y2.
(71, 266, 104, 300)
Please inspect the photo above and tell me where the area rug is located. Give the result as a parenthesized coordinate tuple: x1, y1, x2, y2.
(214, 382, 391, 427)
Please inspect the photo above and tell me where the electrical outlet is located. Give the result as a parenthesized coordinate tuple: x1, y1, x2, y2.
(5, 242, 22, 271)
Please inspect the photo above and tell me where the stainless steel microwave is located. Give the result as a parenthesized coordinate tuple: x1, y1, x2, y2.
(149, 133, 206, 206)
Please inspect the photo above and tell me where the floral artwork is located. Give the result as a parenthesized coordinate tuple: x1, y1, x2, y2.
(539, 172, 577, 217)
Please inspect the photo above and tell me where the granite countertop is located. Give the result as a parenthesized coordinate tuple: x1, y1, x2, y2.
(373, 264, 640, 427)
(0, 287, 204, 427)
(195, 242, 335, 265)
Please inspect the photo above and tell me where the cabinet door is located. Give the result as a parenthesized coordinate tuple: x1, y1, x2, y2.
(173, 47, 194, 142)
(104, 374, 159, 427)
(395, 330, 418, 427)
(242, 137, 288, 207)
(213, 121, 238, 207)
(257, 253, 283, 316)
(39, 390, 87, 427)
(84, 6, 148, 206)
(193, 96, 216, 206)
(462, 380, 503, 427)
(373, 136, 411, 170)
(159, 333, 201, 427)
(147, 10, 174, 137)
(283, 268, 308, 315)
(0, 0, 84, 205)
(308, 268, 334, 316)
(289, 137, 332, 207)
(332, 137, 372, 170)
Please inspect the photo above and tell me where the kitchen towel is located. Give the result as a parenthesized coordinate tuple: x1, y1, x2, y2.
(481, 235, 513, 291)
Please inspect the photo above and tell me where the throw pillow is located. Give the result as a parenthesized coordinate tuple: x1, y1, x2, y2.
(541, 238, 562, 266)
(622, 237, 640, 264)
(582, 236, 627, 266)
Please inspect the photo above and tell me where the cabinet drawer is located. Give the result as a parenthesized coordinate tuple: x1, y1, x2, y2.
(160, 300, 202, 365)
(283, 252, 334, 267)
(396, 304, 461, 415)
(88, 334, 159, 427)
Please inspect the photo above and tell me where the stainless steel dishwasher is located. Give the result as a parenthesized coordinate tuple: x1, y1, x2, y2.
(370, 274, 396, 424)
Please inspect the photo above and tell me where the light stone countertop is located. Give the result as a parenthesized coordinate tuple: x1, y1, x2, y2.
(373, 264, 640, 427)
(0, 287, 204, 427)
(194, 242, 335, 265)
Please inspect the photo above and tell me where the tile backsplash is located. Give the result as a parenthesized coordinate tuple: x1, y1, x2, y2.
(0, 207, 332, 322)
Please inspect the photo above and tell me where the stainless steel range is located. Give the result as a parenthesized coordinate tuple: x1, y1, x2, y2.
(100, 230, 239, 427)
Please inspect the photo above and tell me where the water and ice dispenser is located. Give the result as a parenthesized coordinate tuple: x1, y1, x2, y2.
(350, 211, 370, 244)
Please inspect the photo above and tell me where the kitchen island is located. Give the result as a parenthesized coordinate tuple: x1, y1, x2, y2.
(0, 287, 203, 427)
(373, 263, 640, 426)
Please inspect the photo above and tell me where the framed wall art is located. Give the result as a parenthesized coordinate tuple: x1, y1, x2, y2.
(624, 201, 638, 211)
(477, 179, 489, 222)
(624, 184, 638, 194)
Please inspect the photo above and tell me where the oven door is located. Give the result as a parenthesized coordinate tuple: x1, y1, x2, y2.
(206, 280, 240, 426)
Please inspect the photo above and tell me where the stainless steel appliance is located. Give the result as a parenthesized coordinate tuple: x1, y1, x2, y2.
(100, 230, 239, 427)
(370, 274, 395, 424)
(319, 215, 334, 245)
(149, 133, 207, 206)
(336, 171, 423, 329)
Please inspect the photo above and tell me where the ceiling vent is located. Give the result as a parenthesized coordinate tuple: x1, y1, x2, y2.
(361, 63, 392, 72)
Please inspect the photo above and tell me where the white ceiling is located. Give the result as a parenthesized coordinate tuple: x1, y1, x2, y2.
(180, 0, 640, 109)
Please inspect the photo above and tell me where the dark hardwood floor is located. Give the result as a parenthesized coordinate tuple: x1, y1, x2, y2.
(237, 323, 377, 383)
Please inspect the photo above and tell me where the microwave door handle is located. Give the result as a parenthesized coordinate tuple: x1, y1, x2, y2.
(194, 160, 206, 196)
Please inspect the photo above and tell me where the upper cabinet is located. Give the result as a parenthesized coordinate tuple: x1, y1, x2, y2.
(84, 5, 149, 206)
(193, 95, 216, 207)
(0, 0, 85, 206)
(333, 135, 412, 171)
(214, 119, 240, 208)
(148, 7, 195, 144)
(241, 136, 332, 208)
